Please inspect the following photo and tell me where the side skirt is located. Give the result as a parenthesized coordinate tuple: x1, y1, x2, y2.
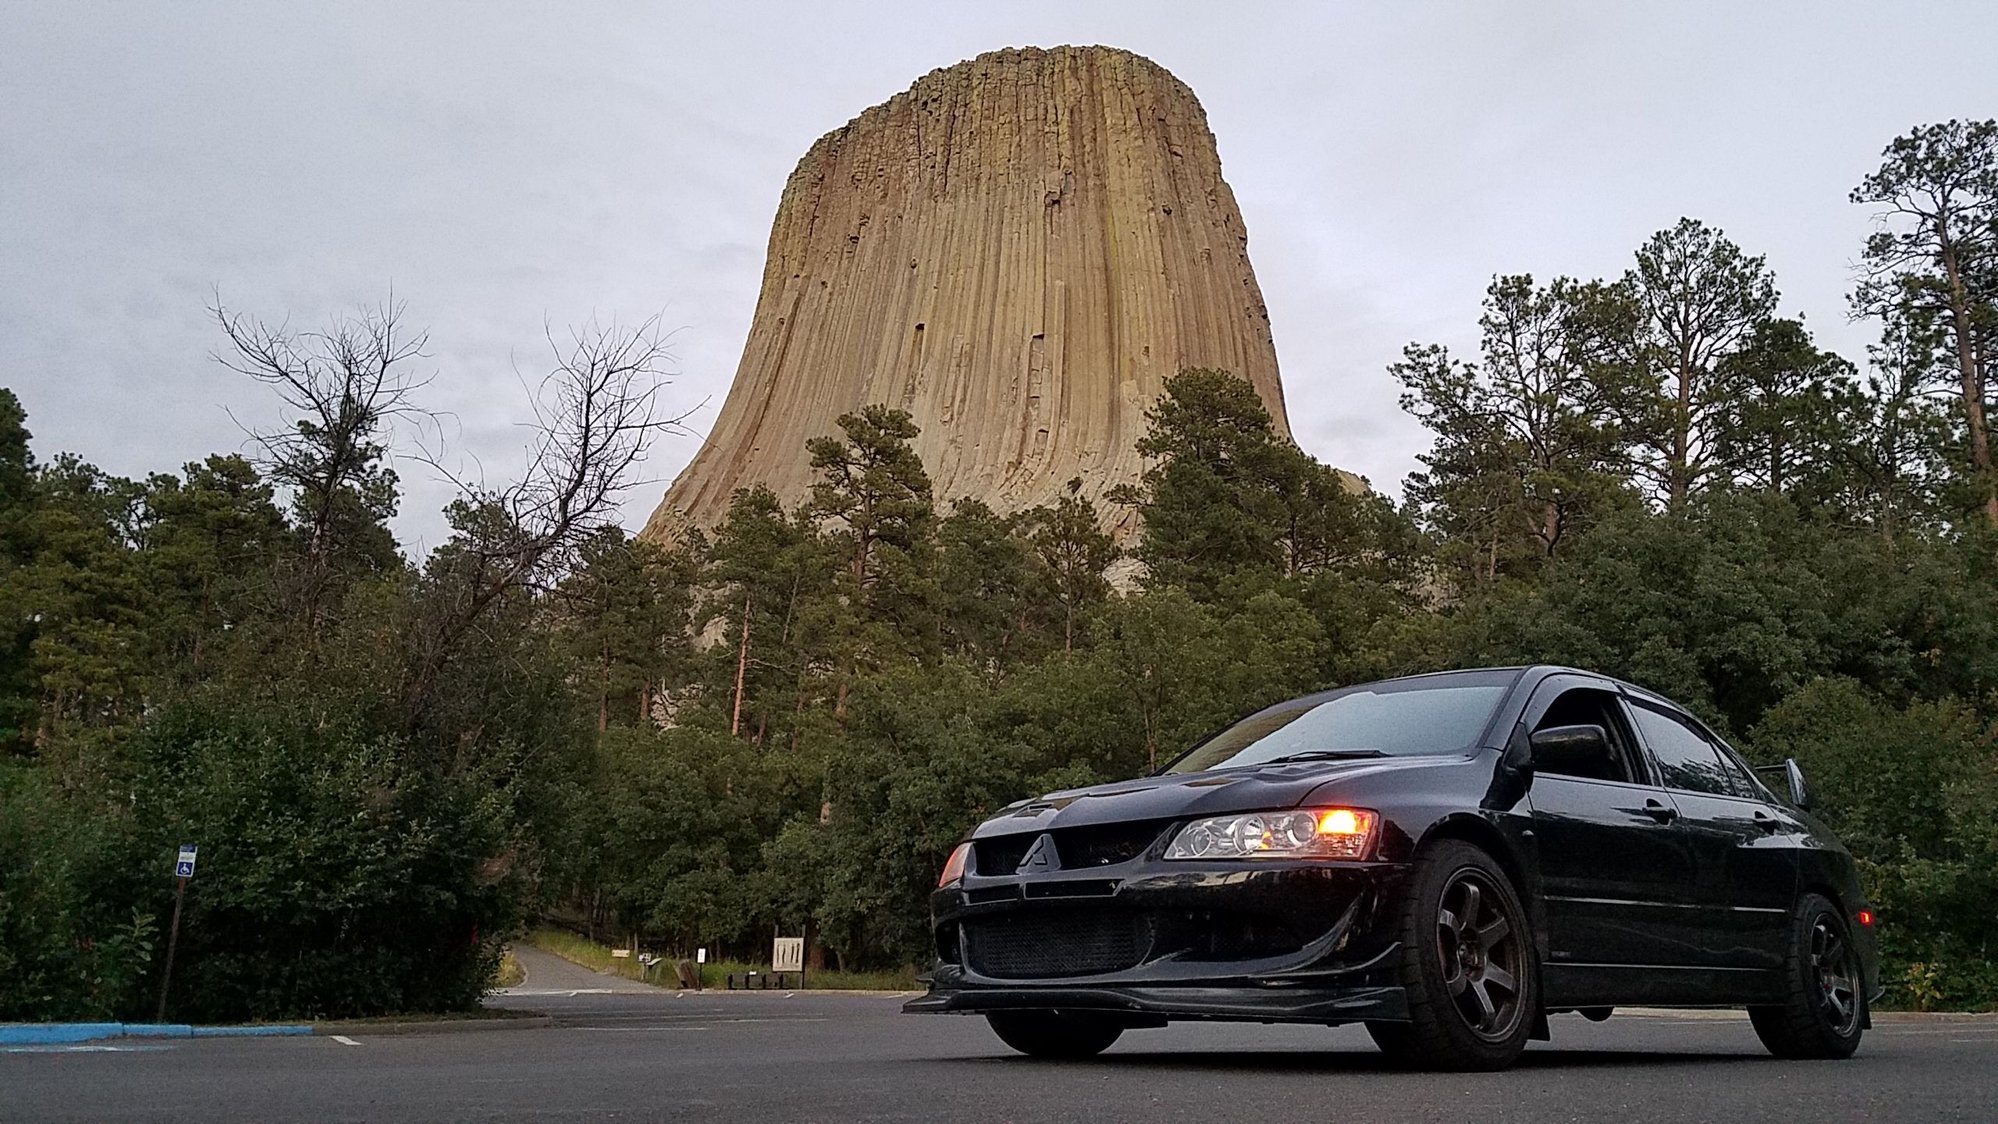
(1543, 962, 1784, 1008)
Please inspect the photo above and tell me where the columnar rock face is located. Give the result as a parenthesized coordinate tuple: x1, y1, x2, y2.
(642, 45, 1291, 541)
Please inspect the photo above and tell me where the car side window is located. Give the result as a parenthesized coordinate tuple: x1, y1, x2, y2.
(1530, 687, 1644, 785)
(1629, 704, 1732, 796)
(1709, 739, 1772, 802)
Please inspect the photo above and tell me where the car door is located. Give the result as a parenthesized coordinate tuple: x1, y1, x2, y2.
(1624, 700, 1798, 990)
(1520, 677, 1703, 1006)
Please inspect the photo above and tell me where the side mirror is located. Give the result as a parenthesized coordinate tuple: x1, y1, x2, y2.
(1783, 759, 1812, 811)
(1753, 758, 1813, 810)
(1529, 724, 1610, 770)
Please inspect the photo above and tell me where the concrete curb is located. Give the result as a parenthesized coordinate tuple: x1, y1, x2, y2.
(2, 1013, 551, 1046)
(0, 1022, 312, 1046)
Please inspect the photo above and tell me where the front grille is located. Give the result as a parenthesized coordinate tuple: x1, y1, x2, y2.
(1054, 822, 1165, 868)
(974, 835, 1035, 875)
(962, 909, 1154, 979)
(973, 822, 1165, 876)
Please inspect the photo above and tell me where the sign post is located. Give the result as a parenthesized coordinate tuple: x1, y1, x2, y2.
(155, 845, 196, 1023)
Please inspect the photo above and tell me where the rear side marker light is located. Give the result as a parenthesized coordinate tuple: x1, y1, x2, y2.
(1857, 909, 1875, 927)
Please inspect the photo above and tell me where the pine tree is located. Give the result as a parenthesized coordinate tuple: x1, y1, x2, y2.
(1394, 276, 1644, 586)
(1624, 219, 1781, 507)
(1850, 119, 1998, 529)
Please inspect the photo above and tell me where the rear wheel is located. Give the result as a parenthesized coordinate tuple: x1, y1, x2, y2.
(1748, 893, 1864, 1059)
(985, 1011, 1123, 1059)
(1369, 839, 1537, 1071)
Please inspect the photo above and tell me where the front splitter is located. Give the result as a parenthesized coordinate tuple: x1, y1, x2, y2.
(903, 982, 1409, 1025)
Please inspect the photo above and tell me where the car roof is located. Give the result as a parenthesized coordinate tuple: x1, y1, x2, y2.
(1279, 665, 1686, 715)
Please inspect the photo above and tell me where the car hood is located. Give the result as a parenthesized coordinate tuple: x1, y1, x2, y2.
(970, 755, 1465, 838)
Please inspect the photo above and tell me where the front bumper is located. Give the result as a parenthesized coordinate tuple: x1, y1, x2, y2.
(905, 859, 1411, 1026)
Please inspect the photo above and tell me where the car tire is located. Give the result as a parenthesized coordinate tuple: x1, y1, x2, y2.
(1747, 893, 1864, 1060)
(985, 1011, 1123, 1059)
(1370, 838, 1538, 1071)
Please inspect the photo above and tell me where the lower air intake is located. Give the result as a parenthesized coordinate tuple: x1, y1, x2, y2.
(962, 910, 1153, 979)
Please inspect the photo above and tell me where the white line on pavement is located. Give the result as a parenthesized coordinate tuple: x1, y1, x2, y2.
(332, 1035, 361, 1046)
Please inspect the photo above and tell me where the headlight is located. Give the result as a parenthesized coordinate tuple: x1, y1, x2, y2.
(1164, 808, 1378, 861)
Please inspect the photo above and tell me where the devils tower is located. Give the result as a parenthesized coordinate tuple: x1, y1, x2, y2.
(642, 45, 1291, 540)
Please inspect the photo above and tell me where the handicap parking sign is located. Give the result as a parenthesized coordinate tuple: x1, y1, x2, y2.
(174, 844, 198, 879)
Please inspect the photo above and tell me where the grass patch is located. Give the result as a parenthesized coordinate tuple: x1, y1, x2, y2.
(521, 928, 917, 990)
(493, 949, 526, 989)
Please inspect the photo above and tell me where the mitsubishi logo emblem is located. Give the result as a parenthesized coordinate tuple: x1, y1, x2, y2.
(1017, 833, 1058, 873)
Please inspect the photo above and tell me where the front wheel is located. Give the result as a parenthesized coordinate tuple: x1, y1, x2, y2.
(1748, 893, 1864, 1059)
(1372, 839, 1538, 1071)
(985, 1011, 1123, 1059)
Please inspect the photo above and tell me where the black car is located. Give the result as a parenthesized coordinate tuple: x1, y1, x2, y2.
(905, 666, 1880, 1070)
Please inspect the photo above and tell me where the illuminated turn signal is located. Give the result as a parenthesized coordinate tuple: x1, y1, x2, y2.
(1318, 808, 1371, 836)
(1857, 909, 1875, 927)
(938, 842, 971, 888)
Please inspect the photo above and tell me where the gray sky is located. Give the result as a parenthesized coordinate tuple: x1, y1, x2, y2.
(4, 2, 1994, 552)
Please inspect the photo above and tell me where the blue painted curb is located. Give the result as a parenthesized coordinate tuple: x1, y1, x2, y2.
(0, 1022, 313, 1045)
(0, 1023, 124, 1045)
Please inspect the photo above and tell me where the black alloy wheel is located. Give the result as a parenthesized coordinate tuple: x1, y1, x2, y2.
(1367, 839, 1538, 1071)
(1749, 893, 1865, 1059)
(986, 1011, 1124, 1059)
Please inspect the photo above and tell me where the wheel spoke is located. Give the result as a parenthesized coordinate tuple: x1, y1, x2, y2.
(1437, 908, 1458, 936)
(1483, 964, 1517, 996)
(1445, 966, 1469, 996)
(1461, 882, 1482, 928)
(1479, 915, 1511, 946)
(1469, 977, 1498, 1028)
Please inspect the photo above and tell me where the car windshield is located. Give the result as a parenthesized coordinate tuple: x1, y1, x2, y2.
(1162, 675, 1514, 773)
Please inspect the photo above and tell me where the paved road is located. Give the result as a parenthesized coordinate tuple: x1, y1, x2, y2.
(6, 962, 1996, 1122)
(505, 943, 664, 994)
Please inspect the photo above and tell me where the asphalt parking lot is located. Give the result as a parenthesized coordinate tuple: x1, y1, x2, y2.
(6, 950, 1996, 1122)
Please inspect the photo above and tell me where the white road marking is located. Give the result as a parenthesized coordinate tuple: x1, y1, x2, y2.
(332, 1035, 361, 1046)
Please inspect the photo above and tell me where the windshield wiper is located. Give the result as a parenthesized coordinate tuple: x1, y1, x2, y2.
(1256, 749, 1390, 764)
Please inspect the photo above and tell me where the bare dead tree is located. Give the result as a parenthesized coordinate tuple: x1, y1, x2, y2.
(213, 295, 432, 629)
(403, 314, 691, 720)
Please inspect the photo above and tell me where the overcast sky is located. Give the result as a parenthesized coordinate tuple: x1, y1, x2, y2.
(5, 2, 1995, 552)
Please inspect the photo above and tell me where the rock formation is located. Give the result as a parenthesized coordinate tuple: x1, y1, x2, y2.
(642, 45, 1291, 541)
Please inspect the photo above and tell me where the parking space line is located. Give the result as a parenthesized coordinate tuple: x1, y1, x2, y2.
(332, 1035, 361, 1046)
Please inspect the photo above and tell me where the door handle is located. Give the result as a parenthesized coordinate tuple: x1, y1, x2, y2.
(1752, 809, 1781, 834)
(1643, 798, 1678, 823)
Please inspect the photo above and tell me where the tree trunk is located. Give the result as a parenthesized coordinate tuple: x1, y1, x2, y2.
(598, 635, 610, 733)
(1671, 348, 1694, 508)
(1941, 238, 1998, 529)
(731, 591, 751, 737)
